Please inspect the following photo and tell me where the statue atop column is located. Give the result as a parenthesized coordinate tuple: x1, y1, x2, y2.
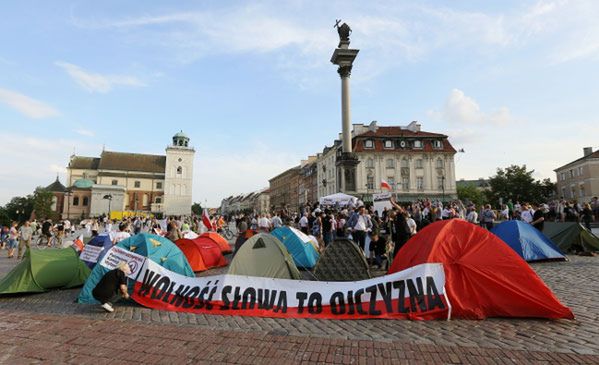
(334, 19, 352, 48)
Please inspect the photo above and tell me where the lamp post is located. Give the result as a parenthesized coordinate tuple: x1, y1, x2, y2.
(103, 194, 113, 219)
(441, 176, 446, 202)
(65, 189, 72, 220)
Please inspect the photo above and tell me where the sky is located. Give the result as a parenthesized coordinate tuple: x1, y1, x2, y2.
(1, 0, 599, 207)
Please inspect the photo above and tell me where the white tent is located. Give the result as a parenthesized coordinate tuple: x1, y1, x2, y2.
(319, 193, 359, 207)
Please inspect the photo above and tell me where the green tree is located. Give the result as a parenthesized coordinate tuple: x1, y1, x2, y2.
(32, 187, 54, 220)
(457, 184, 485, 207)
(485, 165, 556, 206)
(191, 202, 203, 216)
(3, 196, 34, 223)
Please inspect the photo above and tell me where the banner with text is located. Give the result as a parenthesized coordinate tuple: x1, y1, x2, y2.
(132, 260, 450, 320)
(99, 246, 147, 279)
(373, 192, 392, 217)
(79, 244, 104, 264)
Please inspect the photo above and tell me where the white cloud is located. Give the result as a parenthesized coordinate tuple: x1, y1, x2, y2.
(0, 133, 101, 205)
(74, 128, 95, 137)
(55, 61, 146, 93)
(431, 89, 516, 126)
(0, 87, 60, 119)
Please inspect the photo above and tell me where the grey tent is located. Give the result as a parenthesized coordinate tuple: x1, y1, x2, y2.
(314, 238, 371, 281)
(228, 233, 301, 279)
(543, 222, 599, 253)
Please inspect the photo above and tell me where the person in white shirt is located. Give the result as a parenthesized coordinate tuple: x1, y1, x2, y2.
(298, 213, 309, 234)
(466, 206, 479, 224)
(406, 215, 417, 235)
(64, 220, 72, 235)
(520, 204, 534, 223)
(258, 215, 271, 233)
(112, 223, 131, 244)
(271, 214, 283, 229)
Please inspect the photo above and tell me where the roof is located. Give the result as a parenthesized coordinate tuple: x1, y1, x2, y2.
(554, 150, 599, 171)
(97, 151, 166, 173)
(69, 156, 100, 170)
(353, 126, 456, 154)
(269, 165, 301, 183)
(173, 131, 189, 139)
(45, 177, 67, 192)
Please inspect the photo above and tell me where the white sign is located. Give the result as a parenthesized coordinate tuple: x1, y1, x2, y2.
(373, 192, 392, 216)
(80, 244, 104, 263)
(99, 246, 147, 279)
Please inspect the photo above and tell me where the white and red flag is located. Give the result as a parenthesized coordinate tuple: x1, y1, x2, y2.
(381, 179, 392, 191)
(202, 209, 213, 231)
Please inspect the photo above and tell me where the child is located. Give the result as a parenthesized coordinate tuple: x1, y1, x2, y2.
(370, 233, 388, 270)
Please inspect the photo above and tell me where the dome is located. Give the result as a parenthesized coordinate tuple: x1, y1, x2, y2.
(72, 178, 94, 189)
(173, 131, 189, 139)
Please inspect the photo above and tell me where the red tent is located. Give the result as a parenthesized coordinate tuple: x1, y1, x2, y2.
(389, 219, 574, 320)
(200, 232, 232, 254)
(175, 238, 227, 272)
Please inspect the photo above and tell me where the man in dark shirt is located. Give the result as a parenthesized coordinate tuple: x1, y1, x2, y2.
(92, 262, 131, 312)
(531, 203, 546, 232)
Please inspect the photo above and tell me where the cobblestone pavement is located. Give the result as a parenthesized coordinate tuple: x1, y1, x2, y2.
(0, 243, 598, 363)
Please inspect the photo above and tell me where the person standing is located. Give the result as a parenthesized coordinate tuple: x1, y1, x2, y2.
(581, 203, 594, 230)
(481, 204, 496, 230)
(348, 206, 370, 252)
(321, 210, 334, 247)
(531, 204, 547, 232)
(466, 205, 479, 224)
(113, 223, 131, 245)
(520, 204, 534, 224)
(7, 222, 18, 258)
(298, 213, 309, 234)
(17, 220, 33, 259)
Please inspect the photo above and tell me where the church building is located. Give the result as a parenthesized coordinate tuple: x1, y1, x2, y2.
(62, 132, 195, 219)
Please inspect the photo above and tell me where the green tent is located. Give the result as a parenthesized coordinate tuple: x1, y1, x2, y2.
(0, 248, 91, 295)
(228, 233, 301, 280)
(543, 222, 599, 253)
(314, 238, 371, 281)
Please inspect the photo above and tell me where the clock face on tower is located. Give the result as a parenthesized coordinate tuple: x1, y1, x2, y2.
(178, 158, 182, 162)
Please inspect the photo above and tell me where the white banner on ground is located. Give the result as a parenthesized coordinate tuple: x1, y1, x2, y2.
(132, 260, 450, 320)
(99, 246, 146, 279)
(373, 192, 392, 216)
(79, 244, 104, 263)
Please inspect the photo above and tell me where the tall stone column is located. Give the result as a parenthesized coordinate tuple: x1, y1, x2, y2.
(331, 21, 360, 194)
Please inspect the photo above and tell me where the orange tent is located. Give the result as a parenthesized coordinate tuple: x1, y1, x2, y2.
(200, 232, 232, 254)
(175, 238, 227, 272)
(389, 219, 574, 320)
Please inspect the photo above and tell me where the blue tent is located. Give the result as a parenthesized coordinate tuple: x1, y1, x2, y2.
(81, 234, 113, 269)
(78, 233, 195, 304)
(491, 221, 566, 262)
(271, 226, 320, 269)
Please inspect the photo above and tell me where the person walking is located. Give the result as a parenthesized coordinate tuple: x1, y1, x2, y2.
(6, 222, 18, 258)
(17, 220, 33, 259)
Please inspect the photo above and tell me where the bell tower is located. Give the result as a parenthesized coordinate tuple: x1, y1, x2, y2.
(163, 131, 195, 216)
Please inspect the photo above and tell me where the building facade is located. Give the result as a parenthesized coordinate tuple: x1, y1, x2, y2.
(269, 166, 301, 213)
(219, 189, 270, 215)
(315, 121, 457, 202)
(299, 157, 318, 207)
(555, 147, 599, 202)
(64, 132, 195, 218)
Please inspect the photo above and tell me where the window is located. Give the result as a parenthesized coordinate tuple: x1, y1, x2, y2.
(155, 196, 162, 204)
(386, 159, 395, 169)
(413, 140, 423, 149)
(111, 180, 118, 186)
(561, 187, 566, 199)
(364, 140, 374, 149)
(578, 166, 583, 176)
(560, 172, 565, 181)
(82, 197, 89, 206)
(387, 177, 395, 188)
(569, 170, 573, 178)
(177, 166, 183, 175)
(415, 159, 423, 169)
(417, 177, 424, 191)
(401, 158, 409, 168)
(366, 158, 374, 168)
(366, 176, 374, 190)
(436, 158, 444, 169)
(433, 140, 443, 149)
(580, 185, 585, 198)
(134, 181, 141, 188)
(156, 182, 163, 189)
(384, 140, 393, 149)
(73, 196, 79, 206)
(402, 177, 409, 191)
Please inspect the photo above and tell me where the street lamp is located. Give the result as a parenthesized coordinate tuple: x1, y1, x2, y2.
(441, 176, 446, 202)
(65, 189, 72, 220)
(103, 194, 113, 219)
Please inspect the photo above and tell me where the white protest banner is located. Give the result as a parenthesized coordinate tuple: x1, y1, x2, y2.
(99, 246, 146, 279)
(79, 244, 104, 264)
(132, 260, 450, 320)
(373, 192, 392, 216)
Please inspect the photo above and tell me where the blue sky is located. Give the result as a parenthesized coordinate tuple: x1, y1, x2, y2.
(1, 1, 598, 207)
